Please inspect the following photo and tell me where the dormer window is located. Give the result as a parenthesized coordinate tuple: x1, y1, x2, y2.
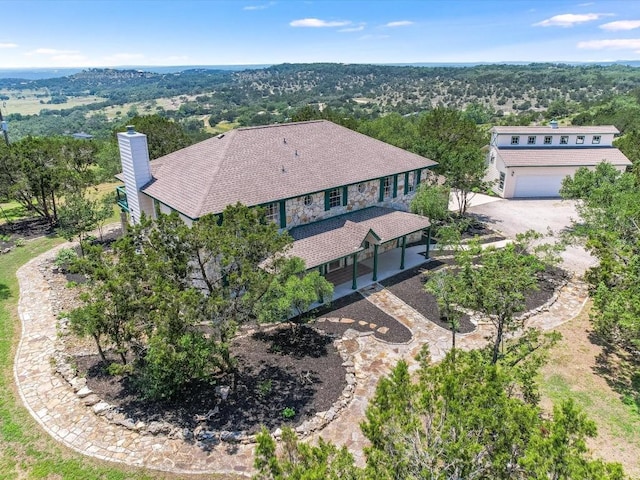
(544, 136, 552, 145)
(560, 136, 569, 145)
(576, 136, 585, 144)
(527, 136, 536, 145)
(511, 136, 520, 145)
(592, 135, 601, 144)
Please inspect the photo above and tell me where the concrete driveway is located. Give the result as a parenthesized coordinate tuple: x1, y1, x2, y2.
(465, 195, 596, 276)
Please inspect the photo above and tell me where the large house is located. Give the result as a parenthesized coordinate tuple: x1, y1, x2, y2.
(485, 121, 632, 198)
(116, 120, 437, 291)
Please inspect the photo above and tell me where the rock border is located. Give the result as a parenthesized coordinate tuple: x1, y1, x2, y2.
(46, 256, 358, 446)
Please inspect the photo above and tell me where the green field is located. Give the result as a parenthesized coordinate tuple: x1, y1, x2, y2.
(0, 89, 106, 116)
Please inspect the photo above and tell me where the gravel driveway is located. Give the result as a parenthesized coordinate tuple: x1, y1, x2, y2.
(466, 196, 596, 276)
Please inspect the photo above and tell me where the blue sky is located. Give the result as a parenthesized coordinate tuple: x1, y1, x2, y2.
(1, 0, 640, 68)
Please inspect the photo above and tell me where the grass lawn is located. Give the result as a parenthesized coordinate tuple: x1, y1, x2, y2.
(539, 303, 640, 477)
(0, 235, 240, 479)
(0, 201, 27, 226)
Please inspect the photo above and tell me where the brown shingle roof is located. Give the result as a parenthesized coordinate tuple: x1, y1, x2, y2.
(496, 147, 632, 168)
(139, 120, 437, 219)
(288, 207, 431, 269)
(491, 125, 619, 135)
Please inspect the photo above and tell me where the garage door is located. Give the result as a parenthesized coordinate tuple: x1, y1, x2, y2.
(513, 175, 564, 198)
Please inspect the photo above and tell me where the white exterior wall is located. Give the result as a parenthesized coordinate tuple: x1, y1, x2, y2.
(118, 130, 155, 224)
(495, 132, 615, 148)
(499, 163, 627, 199)
(486, 147, 506, 196)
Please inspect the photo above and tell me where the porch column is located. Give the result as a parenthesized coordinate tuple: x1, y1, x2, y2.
(372, 244, 379, 281)
(425, 228, 431, 259)
(400, 235, 407, 270)
(351, 253, 358, 290)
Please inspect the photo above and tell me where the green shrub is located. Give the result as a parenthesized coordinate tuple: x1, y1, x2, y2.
(282, 406, 295, 419)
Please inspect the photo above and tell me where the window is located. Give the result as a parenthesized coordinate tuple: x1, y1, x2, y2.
(264, 202, 279, 223)
(592, 135, 601, 144)
(327, 259, 342, 272)
(329, 188, 342, 208)
(383, 176, 393, 198)
(357, 183, 366, 193)
(527, 136, 536, 145)
(498, 172, 506, 191)
(576, 135, 585, 144)
(560, 136, 569, 145)
(406, 172, 416, 193)
(544, 136, 552, 145)
(303, 195, 313, 206)
(490, 154, 495, 164)
(511, 136, 520, 145)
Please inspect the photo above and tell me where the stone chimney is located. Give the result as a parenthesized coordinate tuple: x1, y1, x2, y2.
(117, 126, 154, 224)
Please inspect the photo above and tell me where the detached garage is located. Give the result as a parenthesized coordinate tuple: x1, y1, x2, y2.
(513, 175, 564, 198)
(485, 125, 632, 199)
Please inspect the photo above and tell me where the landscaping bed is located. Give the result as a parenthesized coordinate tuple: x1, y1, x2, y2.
(380, 261, 476, 334)
(313, 291, 412, 343)
(74, 324, 346, 435)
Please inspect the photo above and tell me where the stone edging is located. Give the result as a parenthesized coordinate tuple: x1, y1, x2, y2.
(46, 256, 358, 445)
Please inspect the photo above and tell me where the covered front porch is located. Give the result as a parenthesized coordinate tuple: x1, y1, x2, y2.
(329, 243, 430, 301)
(288, 206, 432, 302)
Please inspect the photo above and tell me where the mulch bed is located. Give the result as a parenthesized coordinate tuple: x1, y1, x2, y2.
(0, 216, 53, 239)
(313, 292, 412, 343)
(75, 325, 345, 434)
(380, 261, 476, 334)
(380, 261, 567, 332)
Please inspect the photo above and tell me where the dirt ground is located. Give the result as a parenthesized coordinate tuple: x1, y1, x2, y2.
(540, 304, 640, 477)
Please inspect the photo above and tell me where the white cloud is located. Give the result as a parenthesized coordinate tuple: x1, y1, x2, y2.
(27, 47, 79, 56)
(533, 13, 612, 27)
(600, 20, 640, 31)
(51, 54, 87, 63)
(578, 2, 595, 6)
(290, 18, 351, 28)
(578, 38, 640, 50)
(243, 2, 274, 11)
(339, 25, 365, 33)
(384, 20, 414, 27)
(0, 42, 18, 48)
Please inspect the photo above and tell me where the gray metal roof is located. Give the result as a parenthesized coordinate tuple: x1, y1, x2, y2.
(491, 125, 619, 135)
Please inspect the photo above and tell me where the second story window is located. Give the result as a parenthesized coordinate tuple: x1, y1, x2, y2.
(329, 188, 342, 208)
(511, 136, 520, 145)
(527, 136, 536, 145)
(560, 136, 569, 145)
(544, 136, 552, 145)
(383, 176, 393, 198)
(576, 135, 585, 144)
(592, 135, 601, 144)
(264, 202, 279, 224)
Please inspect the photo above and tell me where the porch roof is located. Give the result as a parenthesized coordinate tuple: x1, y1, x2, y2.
(288, 207, 431, 269)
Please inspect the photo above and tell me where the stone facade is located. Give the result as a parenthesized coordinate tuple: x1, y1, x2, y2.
(284, 168, 430, 229)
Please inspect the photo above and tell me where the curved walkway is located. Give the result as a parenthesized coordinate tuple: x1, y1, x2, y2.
(14, 244, 589, 476)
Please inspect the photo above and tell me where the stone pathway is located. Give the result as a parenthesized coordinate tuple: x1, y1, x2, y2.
(14, 244, 589, 476)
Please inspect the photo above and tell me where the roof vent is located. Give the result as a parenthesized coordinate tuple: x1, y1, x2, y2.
(217, 133, 225, 139)
(283, 138, 287, 144)
(295, 149, 298, 157)
(126, 125, 136, 135)
(549, 120, 558, 129)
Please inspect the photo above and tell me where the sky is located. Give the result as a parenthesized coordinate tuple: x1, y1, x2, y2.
(1, 0, 640, 68)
